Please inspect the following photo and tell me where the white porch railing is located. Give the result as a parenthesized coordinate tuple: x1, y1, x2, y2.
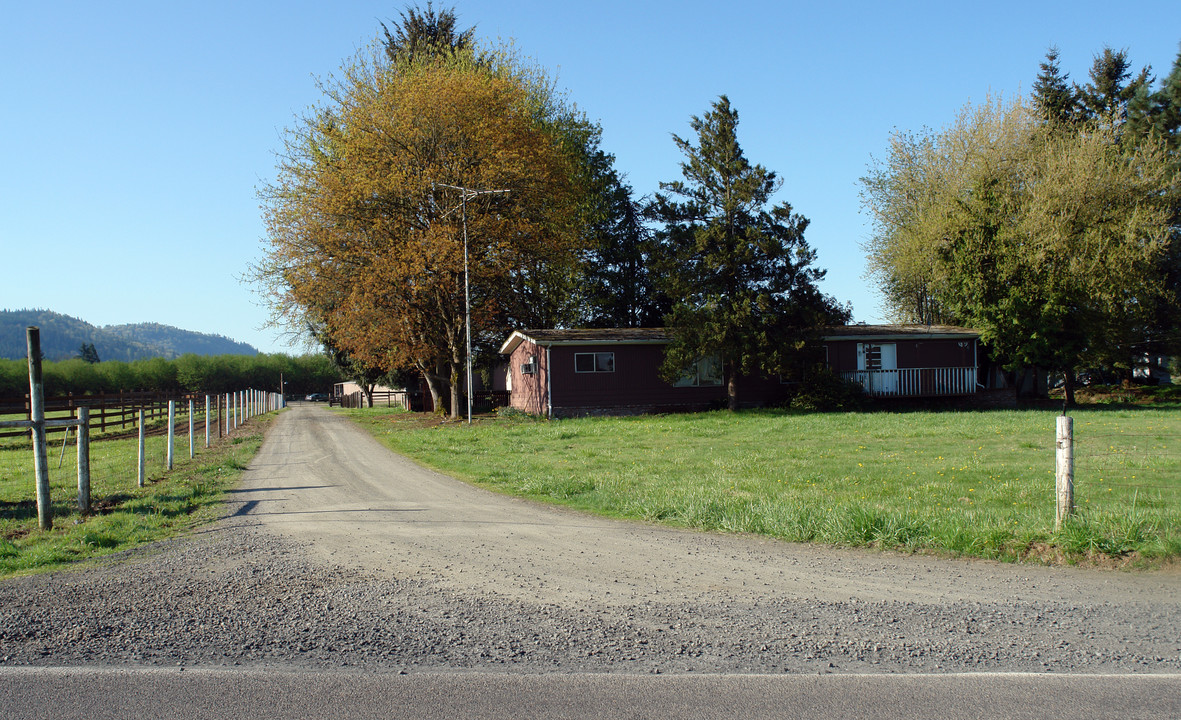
(840, 367, 977, 397)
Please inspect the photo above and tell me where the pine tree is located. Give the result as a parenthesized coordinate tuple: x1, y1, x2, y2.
(650, 96, 847, 410)
(381, 3, 475, 64)
(582, 173, 667, 328)
(1032, 47, 1077, 126)
(1076, 47, 1151, 129)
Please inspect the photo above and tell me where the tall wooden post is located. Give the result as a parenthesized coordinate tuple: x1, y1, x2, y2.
(205, 395, 211, 448)
(1055, 415, 1074, 531)
(77, 406, 90, 514)
(27, 327, 51, 530)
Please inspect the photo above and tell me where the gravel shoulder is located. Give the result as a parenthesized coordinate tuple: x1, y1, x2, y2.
(1, 404, 1177, 674)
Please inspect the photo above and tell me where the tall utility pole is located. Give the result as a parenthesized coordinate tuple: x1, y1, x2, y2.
(434, 183, 510, 424)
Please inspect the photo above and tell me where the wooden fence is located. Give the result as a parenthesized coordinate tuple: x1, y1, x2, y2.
(0, 390, 209, 439)
(333, 389, 510, 412)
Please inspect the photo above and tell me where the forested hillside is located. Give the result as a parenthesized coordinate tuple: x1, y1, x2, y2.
(104, 323, 257, 357)
(1, 310, 258, 361)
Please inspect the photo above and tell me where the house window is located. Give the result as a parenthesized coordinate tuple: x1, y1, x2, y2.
(674, 354, 723, 387)
(575, 352, 615, 373)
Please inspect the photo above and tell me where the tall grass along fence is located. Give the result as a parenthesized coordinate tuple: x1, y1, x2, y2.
(1, 327, 285, 530)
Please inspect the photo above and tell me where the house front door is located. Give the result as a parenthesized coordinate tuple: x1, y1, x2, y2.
(857, 342, 898, 395)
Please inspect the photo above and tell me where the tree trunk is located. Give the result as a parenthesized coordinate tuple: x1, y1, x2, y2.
(364, 383, 375, 408)
(449, 360, 461, 420)
(1063, 369, 1077, 408)
(418, 359, 448, 414)
(726, 371, 739, 412)
(1014, 368, 1029, 400)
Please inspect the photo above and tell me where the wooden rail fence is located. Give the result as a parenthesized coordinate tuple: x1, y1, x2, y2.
(0, 391, 209, 439)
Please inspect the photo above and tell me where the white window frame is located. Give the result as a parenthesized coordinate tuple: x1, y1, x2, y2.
(674, 354, 723, 387)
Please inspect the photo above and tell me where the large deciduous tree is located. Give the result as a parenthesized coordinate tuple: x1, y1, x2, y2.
(861, 96, 1177, 404)
(649, 96, 848, 411)
(255, 30, 600, 418)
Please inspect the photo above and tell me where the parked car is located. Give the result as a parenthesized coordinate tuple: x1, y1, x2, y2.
(305, 393, 329, 402)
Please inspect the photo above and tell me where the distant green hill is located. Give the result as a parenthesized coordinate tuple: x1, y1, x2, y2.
(1, 309, 259, 361)
(104, 323, 258, 357)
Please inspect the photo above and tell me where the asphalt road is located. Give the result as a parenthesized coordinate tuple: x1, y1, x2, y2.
(3, 667, 1180, 720)
(1, 403, 1178, 718)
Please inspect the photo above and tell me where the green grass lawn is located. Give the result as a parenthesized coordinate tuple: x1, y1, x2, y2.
(347, 406, 1181, 566)
(0, 416, 272, 577)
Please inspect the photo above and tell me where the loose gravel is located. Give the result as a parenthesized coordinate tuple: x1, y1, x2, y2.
(2, 405, 1178, 675)
(3, 519, 1178, 674)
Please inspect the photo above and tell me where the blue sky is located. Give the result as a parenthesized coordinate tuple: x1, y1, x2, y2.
(3, 1, 1180, 355)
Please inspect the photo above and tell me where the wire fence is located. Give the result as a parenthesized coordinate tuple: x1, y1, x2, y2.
(1, 391, 282, 528)
(1072, 427, 1178, 510)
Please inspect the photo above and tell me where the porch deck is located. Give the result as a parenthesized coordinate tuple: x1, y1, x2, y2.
(841, 367, 977, 398)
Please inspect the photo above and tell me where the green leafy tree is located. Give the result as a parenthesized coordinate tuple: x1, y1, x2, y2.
(861, 97, 1176, 404)
(254, 12, 609, 419)
(650, 96, 848, 411)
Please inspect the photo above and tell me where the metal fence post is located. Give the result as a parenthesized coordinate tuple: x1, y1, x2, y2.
(137, 409, 146, 488)
(188, 398, 195, 459)
(167, 400, 175, 470)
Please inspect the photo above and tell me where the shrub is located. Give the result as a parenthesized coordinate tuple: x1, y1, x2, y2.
(788, 369, 867, 411)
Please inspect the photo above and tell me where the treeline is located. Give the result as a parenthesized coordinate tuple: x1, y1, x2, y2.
(861, 44, 1181, 402)
(253, 6, 845, 417)
(0, 354, 343, 398)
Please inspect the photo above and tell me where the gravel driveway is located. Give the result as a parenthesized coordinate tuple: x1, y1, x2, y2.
(1, 404, 1178, 674)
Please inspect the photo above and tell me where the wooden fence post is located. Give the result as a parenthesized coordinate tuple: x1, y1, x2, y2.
(27, 327, 52, 531)
(137, 409, 146, 488)
(77, 406, 90, 514)
(205, 395, 211, 448)
(1055, 415, 1074, 531)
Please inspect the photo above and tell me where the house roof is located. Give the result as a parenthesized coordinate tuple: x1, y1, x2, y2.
(499, 324, 979, 355)
(499, 328, 670, 355)
(820, 324, 979, 341)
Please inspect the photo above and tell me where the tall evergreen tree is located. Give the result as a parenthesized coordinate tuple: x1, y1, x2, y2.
(381, 3, 475, 64)
(1032, 47, 1077, 126)
(582, 173, 667, 328)
(1076, 47, 1151, 130)
(76, 343, 99, 364)
(650, 96, 848, 410)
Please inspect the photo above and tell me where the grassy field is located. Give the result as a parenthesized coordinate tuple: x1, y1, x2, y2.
(346, 405, 1181, 566)
(0, 415, 272, 577)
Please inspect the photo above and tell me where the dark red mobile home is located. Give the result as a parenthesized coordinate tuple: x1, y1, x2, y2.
(499, 328, 743, 418)
(500, 325, 982, 417)
(823, 325, 980, 398)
